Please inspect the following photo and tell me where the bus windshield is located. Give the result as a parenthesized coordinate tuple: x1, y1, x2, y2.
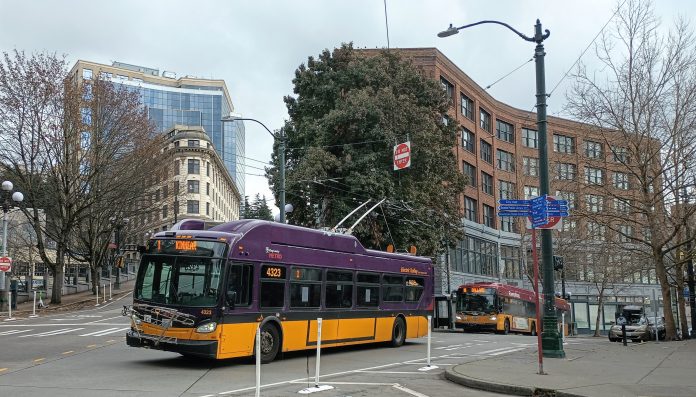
(457, 292, 497, 314)
(135, 255, 223, 307)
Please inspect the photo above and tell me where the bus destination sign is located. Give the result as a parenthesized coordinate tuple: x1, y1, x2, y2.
(147, 239, 226, 257)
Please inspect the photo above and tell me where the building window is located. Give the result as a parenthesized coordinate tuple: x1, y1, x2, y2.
(561, 219, 576, 232)
(206, 182, 210, 196)
(480, 108, 491, 132)
(162, 205, 168, 219)
(500, 217, 516, 233)
(187, 200, 199, 214)
(174, 180, 180, 194)
(584, 167, 603, 185)
(188, 159, 200, 174)
(82, 68, 93, 79)
(188, 140, 200, 147)
(554, 191, 577, 210)
(587, 221, 606, 241)
(187, 180, 199, 194)
(556, 163, 577, 180)
(553, 134, 575, 153)
(496, 149, 515, 172)
(464, 197, 477, 222)
(461, 128, 475, 153)
(174, 160, 180, 176)
(440, 77, 454, 104)
(619, 225, 633, 243)
(206, 202, 210, 216)
(460, 93, 473, 120)
(463, 162, 476, 187)
(523, 157, 539, 177)
(614, 198, 630, 214)
(453, 235, 498, 277)
(480, 140, 492, 163)
(163, 185, 168, 198)
(499, 180, 516, 200)
(496, 120, 514, 143)
(613, 172, 630, 190)
(501, 245, 522, 279)
(612, 146, 629, 163)
(524, 185, 539, 199)
(584, 140, 603, 159)
(586, 194, 604, 212)
(207, 161, 211, 176)
(483, 205, 495, 228)
(522, 128, 538, 149)
(481, 172, 493, 195)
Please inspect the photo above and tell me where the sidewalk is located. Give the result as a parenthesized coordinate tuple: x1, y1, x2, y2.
(446, 336, 696, 397)
(2, 279, 135, 319)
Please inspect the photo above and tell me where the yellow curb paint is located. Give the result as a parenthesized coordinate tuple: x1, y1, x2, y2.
(62, 351, 74, 355)
(33, 358, 45, 363)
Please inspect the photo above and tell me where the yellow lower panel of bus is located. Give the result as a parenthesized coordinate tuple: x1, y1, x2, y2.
(218, 323, 257, 357)
(405, 315, 427, 338)
(338, 318, 376, 341)
(137, 323, 218, 341)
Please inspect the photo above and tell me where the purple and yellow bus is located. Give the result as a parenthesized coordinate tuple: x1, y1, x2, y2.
(125, 219, 434, 362)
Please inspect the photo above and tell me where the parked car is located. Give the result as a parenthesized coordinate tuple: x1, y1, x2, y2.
(608, 316, 665, 342)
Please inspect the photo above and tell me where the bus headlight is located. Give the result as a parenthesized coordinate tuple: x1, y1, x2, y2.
(456, 315, 462, 320)
(489, 316, 497, 321)
(195, 322, 217, 333)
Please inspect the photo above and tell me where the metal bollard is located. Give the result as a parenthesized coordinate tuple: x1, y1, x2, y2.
(315, 317, 323, 387)
(255, 325, 261, 397)
(30, 290, 38, 318)
(109, 282, 112, 301)
(102, 285, 107, 304)
(95, 285, 100, 306)
(427, 315, 432, 367)
(7, 290, 13, 320)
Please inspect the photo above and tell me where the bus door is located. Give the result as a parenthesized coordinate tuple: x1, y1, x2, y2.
(219, 262, 255, 355)
(434, 295, 454, 329)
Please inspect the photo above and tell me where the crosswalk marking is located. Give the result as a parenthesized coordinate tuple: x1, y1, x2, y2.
(489, 347, 527, 356)
(0, 329, 32, 336)
(19, 328, 85, 338)
(476, 346, 521, 355)
(79, 327, 129, 337)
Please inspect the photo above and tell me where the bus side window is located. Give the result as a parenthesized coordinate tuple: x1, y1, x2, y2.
(227, 264, 252, 307)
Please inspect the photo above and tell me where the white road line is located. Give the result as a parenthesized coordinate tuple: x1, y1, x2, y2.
(0, 323, 130, 327)
(0, 329, 32, 336)
(477, 347, 519, 355)
(488, 347, 527, 356)
(80, 328, 120, 337)
(20, 328, 84, 338)
(91, 327, 130, 336)
(393, 383, 430, 397)
(435, 344, 463, 350)
(86, 316, 125, 324)
(358, 371, 432, 374)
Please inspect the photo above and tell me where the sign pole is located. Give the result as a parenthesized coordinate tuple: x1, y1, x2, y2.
(532, 228, 545, 375)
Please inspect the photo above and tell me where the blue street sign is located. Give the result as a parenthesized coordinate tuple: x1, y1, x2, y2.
(498, 212, 531, 217)
(497, 205, 531, 211)
(547, 212, 570, 217)
(532, 216, 549, 228)
(498, 199, 530, 205)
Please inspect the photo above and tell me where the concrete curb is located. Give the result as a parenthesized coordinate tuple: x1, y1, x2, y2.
(445, 367, 586, 397)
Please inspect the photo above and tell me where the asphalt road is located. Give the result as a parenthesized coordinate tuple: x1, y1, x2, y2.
(0, 297, 542, 397)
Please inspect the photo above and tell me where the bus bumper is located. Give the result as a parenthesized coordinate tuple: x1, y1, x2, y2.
(126, 330, 218, 358)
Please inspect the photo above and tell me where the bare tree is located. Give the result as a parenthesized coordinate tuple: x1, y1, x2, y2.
(0, 51, 166, 304)
(566, 0, 696, 340)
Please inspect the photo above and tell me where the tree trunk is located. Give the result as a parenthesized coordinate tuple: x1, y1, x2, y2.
(50, 246, 65, 304)
(594, 290, 604, 337)
(676, 264, 689, 339)
(655, 254, 677, 340)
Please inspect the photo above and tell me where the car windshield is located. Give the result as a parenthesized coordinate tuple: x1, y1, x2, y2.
(135, 255, 223, 307)
(457, 293, 496, 314)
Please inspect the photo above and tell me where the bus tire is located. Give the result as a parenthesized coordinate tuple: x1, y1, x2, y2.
(530, 322, 537, 336)
(502, 319, 510, 335)
(258, 323, 280, 363)
(390, 317, 406, 347)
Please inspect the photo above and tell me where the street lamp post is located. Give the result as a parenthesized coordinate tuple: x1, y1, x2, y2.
(439, 19, 564, 357)
(221, 116, 287, 223)
(1, 181, 24, 311)
(110, 216, 129, 290)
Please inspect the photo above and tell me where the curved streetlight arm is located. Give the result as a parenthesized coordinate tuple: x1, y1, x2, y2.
(438, 20, 550, 43)
(222, 116, 282, 140)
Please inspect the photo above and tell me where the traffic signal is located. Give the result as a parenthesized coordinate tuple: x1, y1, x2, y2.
(553, 255, 564, 271)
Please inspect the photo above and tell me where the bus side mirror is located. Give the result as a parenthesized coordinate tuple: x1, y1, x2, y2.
(226, 290, 237, 309)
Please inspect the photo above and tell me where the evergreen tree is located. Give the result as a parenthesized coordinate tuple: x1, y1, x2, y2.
(267, 44, 466, 256)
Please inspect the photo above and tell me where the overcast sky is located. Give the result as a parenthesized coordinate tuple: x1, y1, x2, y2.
(0, 0, 692, 214)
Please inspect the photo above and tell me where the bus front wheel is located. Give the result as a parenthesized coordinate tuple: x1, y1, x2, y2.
(530, 322, 537, 336)
(390, 317, 406, 347)
(258, 323, 280, 363)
